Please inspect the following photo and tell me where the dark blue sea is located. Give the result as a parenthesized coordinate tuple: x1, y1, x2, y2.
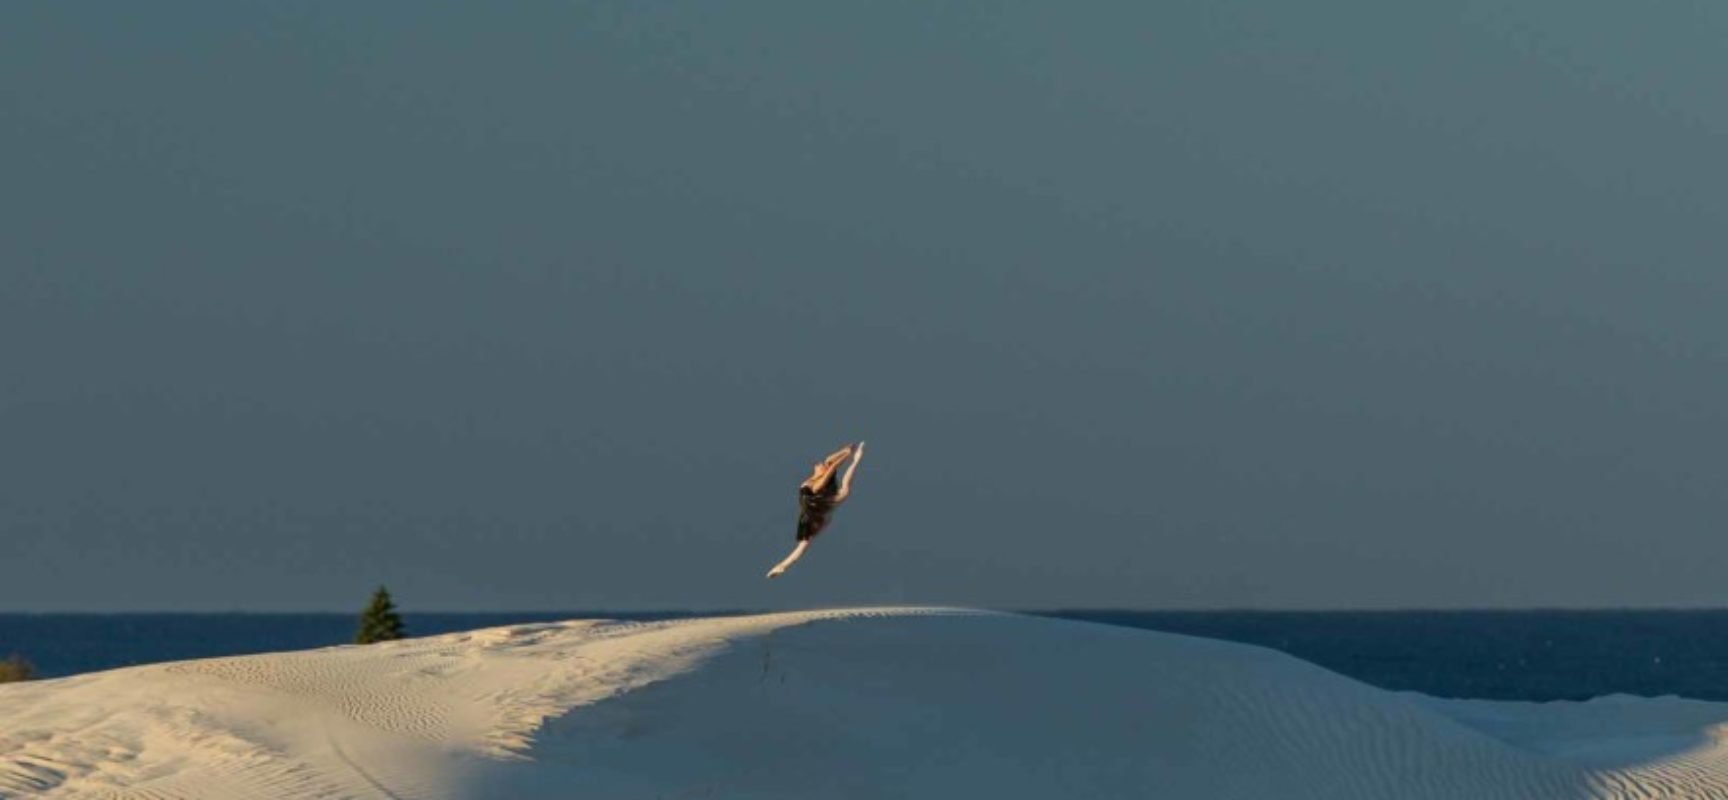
(5, 610, 1728, 702)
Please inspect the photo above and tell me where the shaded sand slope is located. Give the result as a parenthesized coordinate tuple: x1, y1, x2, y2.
(4, 609, 1728, 799)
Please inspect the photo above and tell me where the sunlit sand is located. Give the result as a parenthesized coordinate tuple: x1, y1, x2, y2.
(5, 608, 1728, 798)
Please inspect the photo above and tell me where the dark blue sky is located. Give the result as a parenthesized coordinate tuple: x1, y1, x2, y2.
(3, 2, 1725, 610)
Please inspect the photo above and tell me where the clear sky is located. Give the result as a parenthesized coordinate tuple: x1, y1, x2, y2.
(3, 2, 1726, 611)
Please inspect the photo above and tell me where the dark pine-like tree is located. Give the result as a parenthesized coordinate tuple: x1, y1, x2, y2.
(0, 654, 32, 683)
(355, 585, 407, 644)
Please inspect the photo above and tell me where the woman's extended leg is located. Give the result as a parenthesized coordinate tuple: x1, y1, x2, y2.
(765, 540, 810, 579)
(835, 441, 865, 501)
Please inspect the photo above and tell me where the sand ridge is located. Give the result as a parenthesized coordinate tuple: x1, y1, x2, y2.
(3, 608, 1728, 799)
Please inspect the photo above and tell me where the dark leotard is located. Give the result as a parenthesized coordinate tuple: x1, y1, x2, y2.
(796, 482, 841, 542)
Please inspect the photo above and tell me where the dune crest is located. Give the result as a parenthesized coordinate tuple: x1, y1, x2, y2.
(4, 608, 1728, 799)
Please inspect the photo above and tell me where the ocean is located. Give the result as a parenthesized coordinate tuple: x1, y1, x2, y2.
(4, 610, 1726, 702)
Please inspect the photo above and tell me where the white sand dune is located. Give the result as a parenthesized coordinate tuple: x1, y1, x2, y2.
(5, 609, 1728, 799)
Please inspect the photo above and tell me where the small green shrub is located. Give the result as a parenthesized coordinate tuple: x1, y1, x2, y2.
(356, 586, 407, 644)
(0, 655, 34, 683)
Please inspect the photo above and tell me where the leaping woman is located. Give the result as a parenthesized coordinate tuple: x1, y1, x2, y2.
(766, 441, 864, 579)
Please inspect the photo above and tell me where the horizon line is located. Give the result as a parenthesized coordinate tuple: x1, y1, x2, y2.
(9, 605, 1728, 615)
